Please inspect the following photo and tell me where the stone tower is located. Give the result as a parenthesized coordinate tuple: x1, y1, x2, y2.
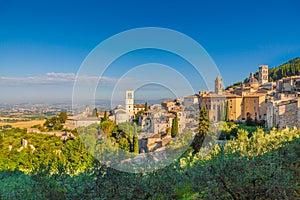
(259, 65, 268, 85)
(125, 89, 134, 118)
(215, 76, 223, 94)
(85, 105, 90, 116)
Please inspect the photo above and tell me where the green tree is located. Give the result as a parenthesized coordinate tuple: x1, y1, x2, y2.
(191, 106, 209, 153)
(282, 68, 287, 77)
(171, 114, 179, 138)
(44, 117, 63, 130)
(118, 138, 130, 152)
(134, 110, 144, 124)
(166, 127, 171, 136)
(133, 134, 139, 154)
(144, 102, 148, 111)
(245, 116, 253, 126)
(100, 120, 115, 137)
(132, 123, 139, 153)
(103, 111, 108, 121)
(92, 108, 98, 117)
(58, 112, 67, 123)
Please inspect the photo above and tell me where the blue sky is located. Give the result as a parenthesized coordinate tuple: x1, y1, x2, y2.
(0, 0, 300, 103)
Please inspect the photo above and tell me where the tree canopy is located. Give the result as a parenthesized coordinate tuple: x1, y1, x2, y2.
(191, 106, 209, 153)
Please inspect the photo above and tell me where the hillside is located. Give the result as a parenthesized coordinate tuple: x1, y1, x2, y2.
(228, 57, 300, 89)
(0, 126, 299, 199)
(260, 57, 300, 82)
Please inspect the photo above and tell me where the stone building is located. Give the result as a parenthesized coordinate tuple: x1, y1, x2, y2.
(276, 76, 300, 93)
(133, 104, 145, 115)
(113, 105, 127, 124)
(198, 91, 227, 122)
(215, 76, 223, 94)
(140, 108, 174, 135)
(65, 115, 99, 129)
(267, 94, 300, 129)
(139, 101, 186, 136)
(125, 89, 134, 118)
(226, 94, 243, 121)
(243, 73, 260, 89)
(241, 93, 267, 120)
(161, 100, 175, 111)
(259, 65, 269, 85)
(183, 95, 199, 108)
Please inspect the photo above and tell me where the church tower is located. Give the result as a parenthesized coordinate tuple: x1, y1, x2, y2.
(85, 105, 90, 116)
(259, 65, 268, 85)
(125, 89, 134, 118)
(215, 76, 223, 94)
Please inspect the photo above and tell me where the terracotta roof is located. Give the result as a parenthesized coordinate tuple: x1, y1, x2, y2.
(225, 94, 242, 98)
(243, 93, 266, 97)
(134, 104, 145, 109)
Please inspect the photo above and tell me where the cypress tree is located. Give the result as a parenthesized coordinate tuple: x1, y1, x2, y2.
(191, 106, 210, 153)
(144, 102, 148, 111)
(133, 124, 139, 153)
(133, 134, 139, 154)
(171, 114, 179, 138)
(103, 111, 108, 121)
(92, 108, 98, 117)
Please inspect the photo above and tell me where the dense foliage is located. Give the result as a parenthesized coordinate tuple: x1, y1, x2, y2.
(42, 112, 68, 131)
(0, 128, 95, 174)
(0, 125, 299, 199)
(265, 57, 300, 82)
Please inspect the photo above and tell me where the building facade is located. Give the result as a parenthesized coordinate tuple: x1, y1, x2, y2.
(267, 95, 300, 129)
(215, 76, 223, 94)
(125, 89, 134, 118)
(241, 93, 267, 120)
(259, 65, 269, 85)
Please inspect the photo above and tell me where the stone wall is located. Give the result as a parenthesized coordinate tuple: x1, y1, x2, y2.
(267, 97, 300, 129)
(277, 100, 298, 129)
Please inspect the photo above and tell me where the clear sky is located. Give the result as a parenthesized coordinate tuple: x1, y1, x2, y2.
(0, 0, 300, 103)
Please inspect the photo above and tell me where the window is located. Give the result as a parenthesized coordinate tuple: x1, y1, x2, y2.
(254, 106, 256, 111)
(230, 106, 232, 109)
(254, 99, 257, 103)
(127, 93, 132, 99)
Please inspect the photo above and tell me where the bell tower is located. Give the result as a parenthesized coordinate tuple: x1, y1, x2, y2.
(125, 89, 134, 118)
(215, 76, 223, 94)
(259, 65, 268, 85)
